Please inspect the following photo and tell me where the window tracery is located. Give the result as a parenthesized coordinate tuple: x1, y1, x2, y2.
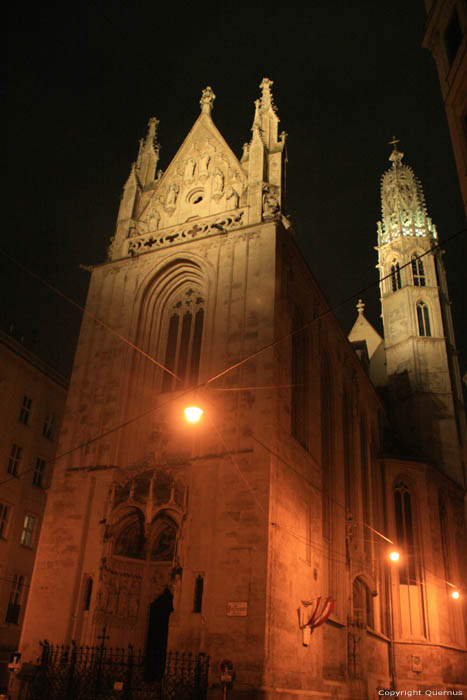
(390, 261, 402, 292)
(416, 302, 431, 337)
(411, 255, 426, 287)
(162, 288, 205, 392)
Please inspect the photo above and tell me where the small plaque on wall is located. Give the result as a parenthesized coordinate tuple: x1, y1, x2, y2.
(227, 601, 248, 616)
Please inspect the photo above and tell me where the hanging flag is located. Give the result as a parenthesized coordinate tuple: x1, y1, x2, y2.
(298, 597, 336, 646)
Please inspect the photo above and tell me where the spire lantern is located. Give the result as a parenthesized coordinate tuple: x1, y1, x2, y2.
(200, 86, 216, 115)
(377, 139, 436, 246)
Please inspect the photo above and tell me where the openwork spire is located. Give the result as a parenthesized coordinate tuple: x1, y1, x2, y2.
(200, 86, 216, 115)
(377, 138, 437, 245)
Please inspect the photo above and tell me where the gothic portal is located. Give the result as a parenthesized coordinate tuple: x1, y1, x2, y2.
(17, 80, 466, 699)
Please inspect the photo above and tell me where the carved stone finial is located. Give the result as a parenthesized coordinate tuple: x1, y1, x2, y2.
(145, 117, 159, 147)
(200, 86, 216, 115)
(252, 99, 261, 133)
(260, 77, 275, 111)
(388, 135, 403, 168)
(356, 299, 365, 315)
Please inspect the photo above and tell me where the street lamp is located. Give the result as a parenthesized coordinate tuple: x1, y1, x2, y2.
(389, 550, 400, 562)
(184, 406, 203, 423)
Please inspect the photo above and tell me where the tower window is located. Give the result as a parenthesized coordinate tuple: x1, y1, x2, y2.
(411, 256, 425, 287)
(416, 302, 431, 337)
(161, 290, 205, 392)
(390, 261, 401, 292)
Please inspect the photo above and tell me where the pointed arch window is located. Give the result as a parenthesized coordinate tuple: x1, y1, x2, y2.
(113, 513, 145, 559)
(390, 261, 402, 292)
(394, 482, 417, 585)
(416, 302, 431, 337)
(352, 577, 374, 628)
(162, 289, 205, 392)
(411, 256, 425, 287)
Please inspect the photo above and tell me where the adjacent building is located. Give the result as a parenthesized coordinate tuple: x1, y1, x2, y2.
(423, 0, 467, 216)
(0, 331, 67, 688)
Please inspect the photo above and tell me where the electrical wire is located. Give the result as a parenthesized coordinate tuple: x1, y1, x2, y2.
(0, 230, 465, 597)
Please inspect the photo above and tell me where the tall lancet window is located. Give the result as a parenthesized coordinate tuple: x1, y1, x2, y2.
(162, 289, 205, 392)
(394, 483, 417, 585)
(416, 302, 431, 337)
(411, 256, 425, 287)
(390, 261, 402, 292)
(393, 481, 426, 637)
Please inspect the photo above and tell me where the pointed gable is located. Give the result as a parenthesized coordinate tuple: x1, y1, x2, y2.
(349, 299, 387, 387)
(134, 87, 247, 235)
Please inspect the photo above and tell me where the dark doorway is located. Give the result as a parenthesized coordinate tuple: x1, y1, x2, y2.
(144, 587, 174, 682)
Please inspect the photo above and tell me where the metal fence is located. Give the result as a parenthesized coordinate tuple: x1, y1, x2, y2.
(26, 642, 209, 700)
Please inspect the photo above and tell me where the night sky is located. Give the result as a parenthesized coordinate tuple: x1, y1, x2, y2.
(5, 1, 466, 380)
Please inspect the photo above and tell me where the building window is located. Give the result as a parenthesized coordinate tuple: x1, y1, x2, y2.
(445, 7, 462, 66)
(84, 576, 93, 611)
(42, 411, 56, 440)
(19, 396, 32, 425)
(391, 261, 402, 292)
(352, 577, 374, 628)
(416, 302, 431, 337)
(193, 574, 204, 613)
(411, 256, 425, 287)
(0, 504, 9, 538)
(5, 574, 24, 625)
(291, 310, 310, 448)
(394, 483, 417, 585)
(20, 515, 37, 548)
(33, 458, 46, 488)
(161, 289, 205, 392)
(7, 444, 22, 476)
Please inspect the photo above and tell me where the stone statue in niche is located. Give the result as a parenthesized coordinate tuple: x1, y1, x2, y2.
(226, 184, 240, 209)
(184, 158, 196, 181)
(148, 209, 161, 231)
(199, 153, 210, 178)
(166, 183, 179, 210)
(212, 168, 224, 199)
(262, 187, 280, 219)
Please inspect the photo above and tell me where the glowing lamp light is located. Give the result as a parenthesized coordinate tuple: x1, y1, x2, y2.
(389, 551, 400, 562)
(184, 406, 203, 423)
(451, 590, 460, 600)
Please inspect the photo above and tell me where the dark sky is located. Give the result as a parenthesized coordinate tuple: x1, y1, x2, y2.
(5, 1, 466, 379)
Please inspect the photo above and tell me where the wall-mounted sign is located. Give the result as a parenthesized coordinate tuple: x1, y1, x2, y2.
(227, 601, 248, 616)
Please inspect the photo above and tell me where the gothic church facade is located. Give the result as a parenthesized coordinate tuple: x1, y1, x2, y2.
(17, 80, 467, 698)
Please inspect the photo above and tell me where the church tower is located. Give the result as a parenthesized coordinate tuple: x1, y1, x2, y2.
(377, 141, 466, 483)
